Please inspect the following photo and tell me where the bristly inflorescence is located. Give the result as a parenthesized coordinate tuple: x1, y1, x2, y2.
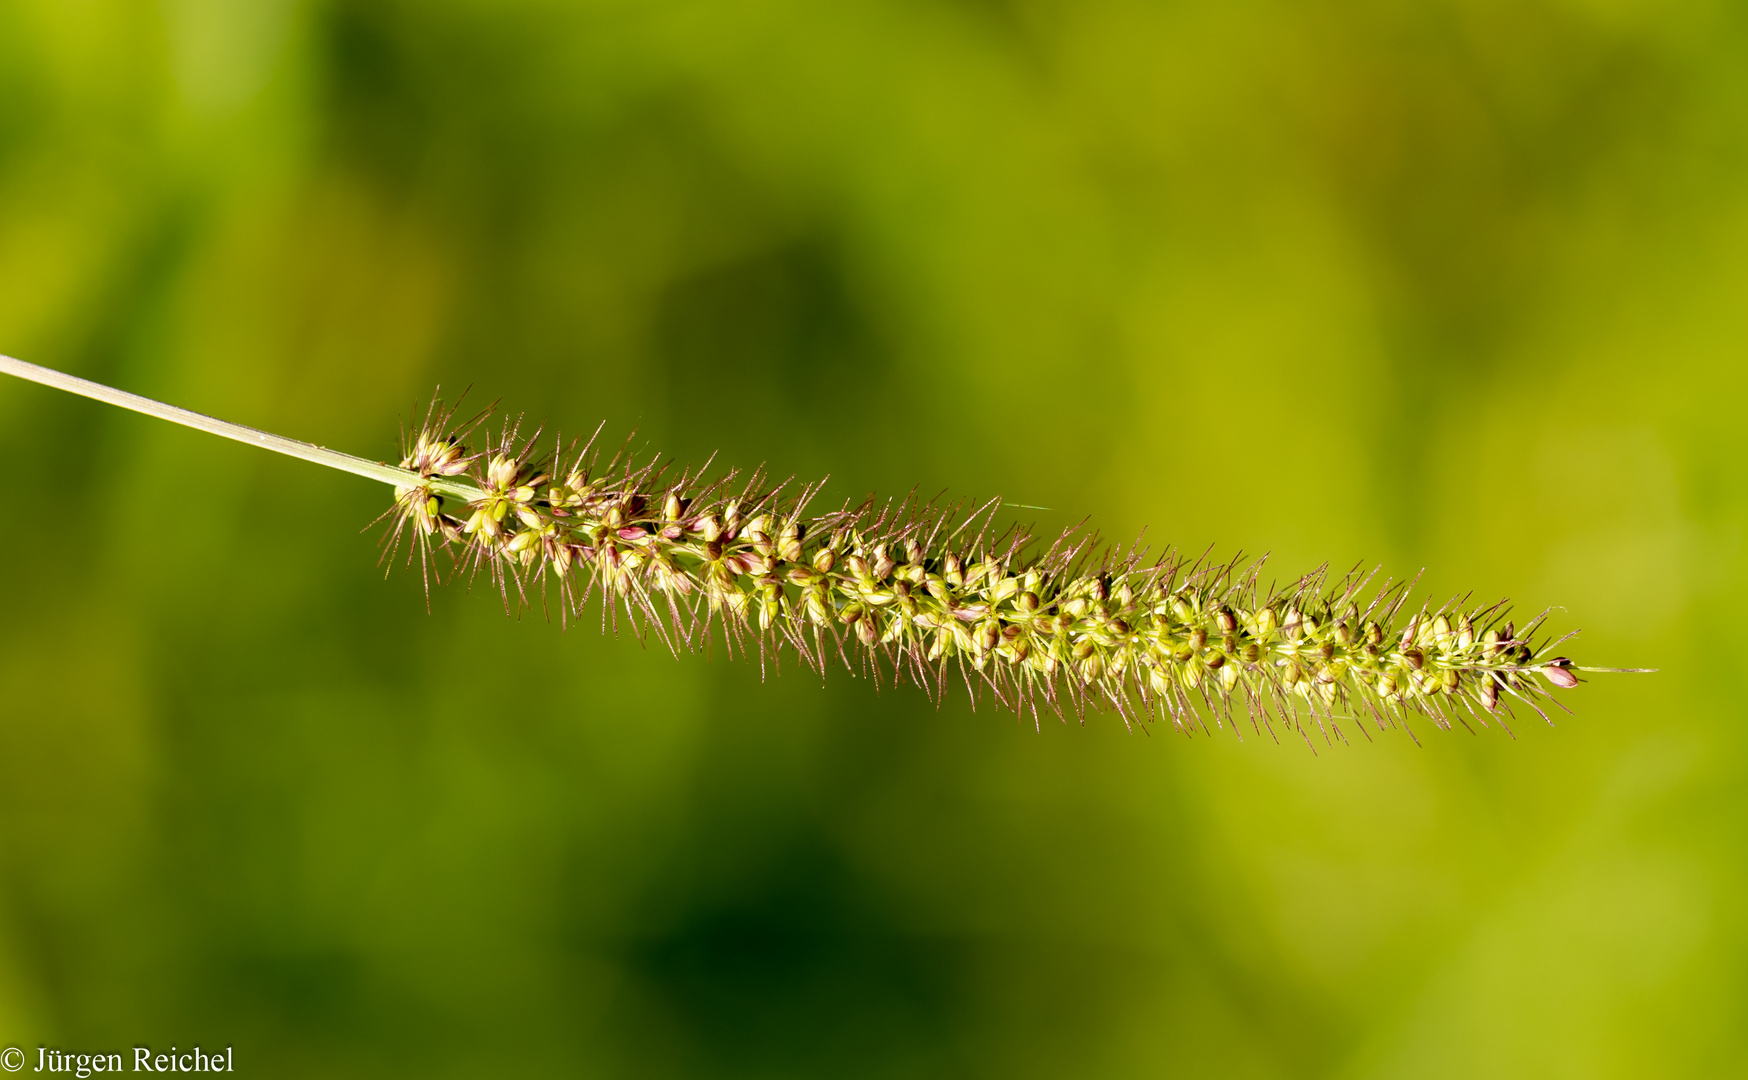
(382, 399, 1626, 749)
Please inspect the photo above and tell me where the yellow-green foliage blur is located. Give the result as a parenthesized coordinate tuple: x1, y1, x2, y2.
(0, 1, 1737, 1077)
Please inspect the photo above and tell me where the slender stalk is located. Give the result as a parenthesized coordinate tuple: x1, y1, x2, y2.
(0, 354, 485, 502)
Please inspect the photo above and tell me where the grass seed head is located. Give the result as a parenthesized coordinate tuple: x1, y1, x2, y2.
(385, 399, 1642, 748)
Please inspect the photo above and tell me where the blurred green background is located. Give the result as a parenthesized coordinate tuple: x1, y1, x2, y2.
(0, 0, 1740, 1076)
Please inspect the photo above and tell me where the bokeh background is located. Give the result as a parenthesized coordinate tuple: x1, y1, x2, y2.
(0, 0, 1740, 1076)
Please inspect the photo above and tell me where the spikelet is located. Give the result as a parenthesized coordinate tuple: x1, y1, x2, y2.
(383, 399, 1638, 748)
